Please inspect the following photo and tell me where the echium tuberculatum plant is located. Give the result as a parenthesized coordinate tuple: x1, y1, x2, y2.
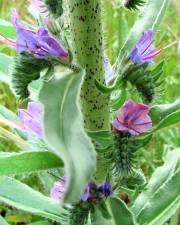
(0, 0, 179, 225)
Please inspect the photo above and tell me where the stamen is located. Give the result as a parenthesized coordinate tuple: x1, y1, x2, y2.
(142, 49, 161, 60)
(141, 40, 154, 55)
(128, 126, 141, 134)
(0, 34, 16, 47)
(133, 121, 152, 126)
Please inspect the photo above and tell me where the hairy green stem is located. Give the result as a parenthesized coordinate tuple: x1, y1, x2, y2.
(65, 0, 110, 131)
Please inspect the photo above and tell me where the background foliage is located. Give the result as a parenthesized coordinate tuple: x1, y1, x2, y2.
(0, 0, 179, 224)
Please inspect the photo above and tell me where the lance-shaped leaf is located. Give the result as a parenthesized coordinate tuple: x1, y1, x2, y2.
(131, 148, 180, 224)
(108, 197, 136, 225)
(0, 177, 68, 223)
(0, 127, 29, 150)
(0, 53, 13, 85)
(0, 151, 63, 175)
(0, 105, 18, 122)
(0, 216, 9, 225)
(91, 208, 113, 225)
(152, 110, 180, 132)
(0, 19, 16, 38)
(114, 0, 170, 74)
(136, 169, 180, 225)
(39, 70, 96, 204)
(150, 99, 180, 124)
(28, 221, 52, 225)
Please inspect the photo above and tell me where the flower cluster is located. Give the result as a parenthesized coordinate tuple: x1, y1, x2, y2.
(50, 179, 112, 203)
(82, 181, 112, 202)
(128, 29, 161, 64)
(0, 8, 68, 60)
(113, 99, 152, 135)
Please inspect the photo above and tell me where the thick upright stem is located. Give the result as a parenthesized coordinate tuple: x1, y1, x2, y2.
(66, 0, 110, 131)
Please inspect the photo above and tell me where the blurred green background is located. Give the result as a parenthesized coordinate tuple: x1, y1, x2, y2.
(0, 0, 179, 224)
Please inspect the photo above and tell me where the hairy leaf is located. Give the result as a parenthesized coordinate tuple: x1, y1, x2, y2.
(131, 148, 180, 221)
(39, 70, 96, 203)
(0, 19, 16, 38)
(153, 110, 180, 131)
(0, 53, 13, 85)
(0, 151, 63, 175)
(0, 177, 68, 223)
(108, 197, 136, 225)
(0, 105, 18, 121)
(136, 169, 180, 225)
(150, 99, 180, 124)
(28, 221, 52, 225)
(0, 216, 9, 225)
(91, 208, 112, 225)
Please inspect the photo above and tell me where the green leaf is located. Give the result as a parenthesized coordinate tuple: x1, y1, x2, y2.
(115, 0, 170, 74)
(150, 99, 180, 124)
(0, 19, 16, 38)
(0, 127, 29, 150)
(131, 148, 180, 219)
(0, 216, 9, 225)
(153, 110, 180, 131)
(108, 197, 136, 225)
(0, 53, 13, 85)
(29, 79, 43, 101)
(87, 130, 113, 149)
(0, 151, 63, 175)
(91, 208, 113, 225)
(0, 177, 68, 223)
(95, 79, 115, 94)
(0, 105, 18, 122)
(110, 89, 127, 111)
(28, 221, 52, 225)
(151, 61, 164, 82)
(136, 169, 180, 225)
(39, 70, 96, 204)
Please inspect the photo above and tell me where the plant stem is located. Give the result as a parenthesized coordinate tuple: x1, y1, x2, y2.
(65, 0, 110, 131)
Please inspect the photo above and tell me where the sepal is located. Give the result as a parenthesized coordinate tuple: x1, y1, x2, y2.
(11, 53, 52, 100)
(124, 0, 145, 10)
(123, 61, 164, 103)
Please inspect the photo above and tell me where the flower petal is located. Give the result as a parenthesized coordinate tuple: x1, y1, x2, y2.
(50, 181, 65, 202)
(113, 100, 152, 135)
(18, 102, 42, 137)
(128, 29, 159, 64)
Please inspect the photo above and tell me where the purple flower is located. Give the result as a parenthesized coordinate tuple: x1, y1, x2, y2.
(18, 102, 42, 137)
(0, 9, 68, 60)
(50, 177, 66, 202)
(82, 181, 112, 202)
(98, 181, 112, 197)
(128, 29, 161, 64)
(113, 99, 152, 135)
(82, 181, 96, 202)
